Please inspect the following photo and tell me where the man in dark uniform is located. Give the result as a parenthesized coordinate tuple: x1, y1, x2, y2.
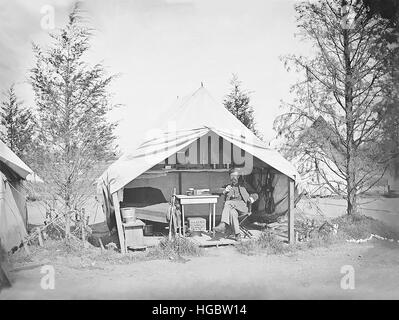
(213, 168, 258, 240)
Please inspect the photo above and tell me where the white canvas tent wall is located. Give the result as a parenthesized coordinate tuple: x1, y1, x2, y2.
(0, 140, 31, 252)
(100, 86, 299, 252)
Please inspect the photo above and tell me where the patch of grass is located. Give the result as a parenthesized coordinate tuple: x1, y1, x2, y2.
(237, 231, 341, 256)
(10, 239, 146, 269)
(147, 236, 203, 260)
(237, 214, 399, 257)
(331, 214, 399, 241)
(294, 233, 338, 251)
(10, 236, 203, 269)
(236, 230, 290, 256)
(10, 214, 398, 267)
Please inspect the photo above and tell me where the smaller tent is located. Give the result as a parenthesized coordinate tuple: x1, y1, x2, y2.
(0, 140, 32, 252)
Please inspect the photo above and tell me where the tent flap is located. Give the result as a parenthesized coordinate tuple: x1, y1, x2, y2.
(105, 128, 209, 194)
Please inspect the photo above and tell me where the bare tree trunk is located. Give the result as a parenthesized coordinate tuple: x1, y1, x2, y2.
(65, 211, 71, 239)
(65, 189, 71, 240)
(343, 25, 357, 215)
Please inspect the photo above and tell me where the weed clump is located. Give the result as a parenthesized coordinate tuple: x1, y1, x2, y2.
(147, 236, 203, 260)
(236, 230, 290, 256)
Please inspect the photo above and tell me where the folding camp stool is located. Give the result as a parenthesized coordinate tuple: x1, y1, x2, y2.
(238, 202, 253, 239)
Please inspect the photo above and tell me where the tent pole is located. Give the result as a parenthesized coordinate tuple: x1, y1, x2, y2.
(288, 177, 295, 244)
(112, 192, 126, 254)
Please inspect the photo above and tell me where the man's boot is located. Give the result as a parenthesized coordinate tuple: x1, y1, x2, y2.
(213, 222, 226, 233)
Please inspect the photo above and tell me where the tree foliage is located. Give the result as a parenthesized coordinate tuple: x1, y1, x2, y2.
(363, 0, 399, 27)
(224, 74, 259, 137)
(274, 0, 396, 214)
(0, 84, 35, 161)
(30, 3, 117, 221)
(363, 0, 399, 181)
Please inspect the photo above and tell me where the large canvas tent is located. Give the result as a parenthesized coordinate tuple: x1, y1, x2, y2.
(100, 86, 299, 253)
(0, 140, 32, 252)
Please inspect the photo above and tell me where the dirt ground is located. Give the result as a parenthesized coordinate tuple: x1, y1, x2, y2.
(1, 239, 399, 300)
(4, 196, 399, 300)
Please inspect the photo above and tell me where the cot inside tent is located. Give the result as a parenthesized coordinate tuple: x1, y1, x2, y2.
(99, 86, 299, 249)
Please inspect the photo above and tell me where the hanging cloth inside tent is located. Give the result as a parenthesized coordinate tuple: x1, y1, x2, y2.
(264, 169, 275, 214)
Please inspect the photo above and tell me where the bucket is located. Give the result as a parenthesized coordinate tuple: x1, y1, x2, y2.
(144, 224, 154, 236)
(121, 207, 136, 223)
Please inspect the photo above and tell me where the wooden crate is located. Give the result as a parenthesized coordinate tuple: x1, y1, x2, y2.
(187, 217, 207, 231)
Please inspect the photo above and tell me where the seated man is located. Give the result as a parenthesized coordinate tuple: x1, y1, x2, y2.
(213, 168, 258, 241)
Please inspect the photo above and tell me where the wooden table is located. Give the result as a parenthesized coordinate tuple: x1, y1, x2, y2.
(175, 194, 219, 236)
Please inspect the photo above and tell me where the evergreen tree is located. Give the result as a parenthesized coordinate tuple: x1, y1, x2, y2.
(30, 3, 117, 234)
(0, 84, 34, 161)
(223, 74, 259, 137)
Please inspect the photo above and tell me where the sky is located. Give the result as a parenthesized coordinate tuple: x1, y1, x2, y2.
(0, 0, 312, 151)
